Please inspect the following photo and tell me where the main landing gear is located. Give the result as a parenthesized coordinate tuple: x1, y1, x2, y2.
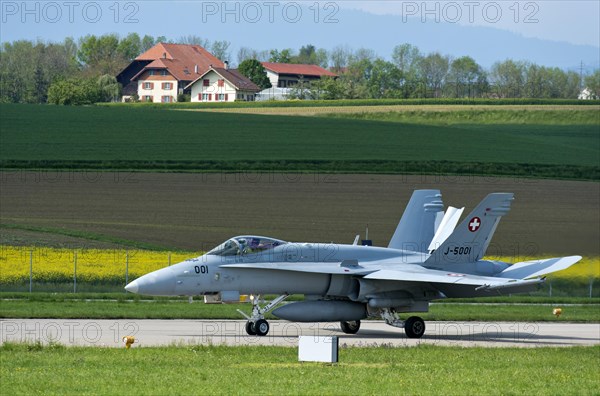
(238, 294, 288, 336)
(340, 320, 361, 334)
(381, 308, 426, 338)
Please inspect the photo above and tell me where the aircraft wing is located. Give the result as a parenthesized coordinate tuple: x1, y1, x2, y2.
(219, 260, 377, 275)
(221, 261, 545, 292)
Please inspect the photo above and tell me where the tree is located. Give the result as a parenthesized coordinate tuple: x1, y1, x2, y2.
(237, 47, 256, 64)
(269, 49, 293, 63)
(330, 45, 351, 72)
(584, 70, 600, 98)
(310, 76, 347, 99)
(448, 56, 486, 98)
(367, 59, 402, 98)
(392, 43, 421, 75)
(315, 48, 328, 68)
(140, 35, 156, 52)
(178, 35, 210, 47)
(490, 59, 526, 98)
(419, 52, 449, 97)
(391, 43, 423, 98)
(351, 48, 376, 63)
(78, 34, 125, 75)
(117, 33, 141, 61)
(211, 40, 231, 61)
(97, 74, 121, 102)
(237, 59, 272, 90)
(47, 77, 101, 105)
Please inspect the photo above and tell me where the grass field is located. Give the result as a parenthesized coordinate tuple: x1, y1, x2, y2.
(1, 104, 598, 179)
(1, 297, 598, 321)
(2, 343, 599, 395)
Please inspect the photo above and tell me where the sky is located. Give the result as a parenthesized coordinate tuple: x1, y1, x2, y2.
(1, 1, 598, 69)
(341, 1, 600, 47)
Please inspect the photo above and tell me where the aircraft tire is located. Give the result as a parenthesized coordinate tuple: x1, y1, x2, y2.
(340, 320, 361, 334)
(404, 316, 425, 338)
(245, 321, 257, 336)
(254, 319, 270, 336)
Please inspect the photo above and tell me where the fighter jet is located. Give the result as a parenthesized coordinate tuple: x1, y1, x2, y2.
(125, 190, 581, 338)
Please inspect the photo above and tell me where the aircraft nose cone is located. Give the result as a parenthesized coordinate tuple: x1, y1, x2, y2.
(124, 279, 139, 294)
(124, 267, 176, 296)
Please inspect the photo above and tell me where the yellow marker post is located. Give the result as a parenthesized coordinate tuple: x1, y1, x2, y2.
(123, 336, 135, 349)
(553, 308, 562, 318)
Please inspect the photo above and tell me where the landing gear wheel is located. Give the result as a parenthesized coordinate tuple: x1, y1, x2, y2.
(254, 319, 270, 336)
(245, 321, 256, 336)
(340, 320, 361, 334)
(404, 316, 425, 339)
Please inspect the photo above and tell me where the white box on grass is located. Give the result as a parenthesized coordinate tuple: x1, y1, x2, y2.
(298, 336, 338, 363)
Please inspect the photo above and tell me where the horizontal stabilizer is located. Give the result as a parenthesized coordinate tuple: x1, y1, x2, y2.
(500, 256, 582, 279)
(364, 266, 517, 287)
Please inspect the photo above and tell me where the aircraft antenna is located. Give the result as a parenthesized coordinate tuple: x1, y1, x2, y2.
(361, 224, 372, 246)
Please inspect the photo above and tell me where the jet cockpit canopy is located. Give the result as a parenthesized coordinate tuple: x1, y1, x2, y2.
(207, 236, 287, 256)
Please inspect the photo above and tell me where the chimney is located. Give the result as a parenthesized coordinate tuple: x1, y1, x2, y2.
(224, 61, 229, 70)
(194, 64, 198, 74)
(162, 52, 167, 59)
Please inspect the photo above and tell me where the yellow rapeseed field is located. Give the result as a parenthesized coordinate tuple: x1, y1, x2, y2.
(0, 246, 598, 285)
(0, 246, 202, 284)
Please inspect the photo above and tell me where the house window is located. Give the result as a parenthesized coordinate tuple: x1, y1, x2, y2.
(218, 79, 224, 87)
(203, 79, 210, 87)
(202, 93, 209, 101)
(143, 82, 153, 90)
(162, 82, 172, 90)
(149, 70, 155, 76)
(161, 95, 172, 103)
(144, 95, 153, 102)
(160, 70, 167, 76)
(217, 94, 226, 101)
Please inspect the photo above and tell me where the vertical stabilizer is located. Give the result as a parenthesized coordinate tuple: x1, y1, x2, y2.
(388, 190, 444, 252)
(424, 193, 514, 268)
(427, 206, 464, 253)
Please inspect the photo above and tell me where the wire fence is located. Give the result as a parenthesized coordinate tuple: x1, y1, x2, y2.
(0, 246, 597, 297)
(0, 247, 199, 293)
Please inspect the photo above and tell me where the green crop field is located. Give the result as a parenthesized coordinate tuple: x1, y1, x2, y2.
(2, 343, 599, 395)
(1, 104, 598, 179)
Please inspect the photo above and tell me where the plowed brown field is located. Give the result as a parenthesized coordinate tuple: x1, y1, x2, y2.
(1, 171, 597, 255)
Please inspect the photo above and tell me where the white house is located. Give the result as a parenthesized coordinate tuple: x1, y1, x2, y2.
(261, 62, 337, 88)
(186, 66, 260, 102)
(578, 87, 597, 100)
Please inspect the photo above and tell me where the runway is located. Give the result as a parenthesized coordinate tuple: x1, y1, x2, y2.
(2, 319, 599, 348)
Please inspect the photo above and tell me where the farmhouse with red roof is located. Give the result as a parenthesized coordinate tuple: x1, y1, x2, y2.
(261, 62, 337, 88)
(117, 43, 223, 103)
